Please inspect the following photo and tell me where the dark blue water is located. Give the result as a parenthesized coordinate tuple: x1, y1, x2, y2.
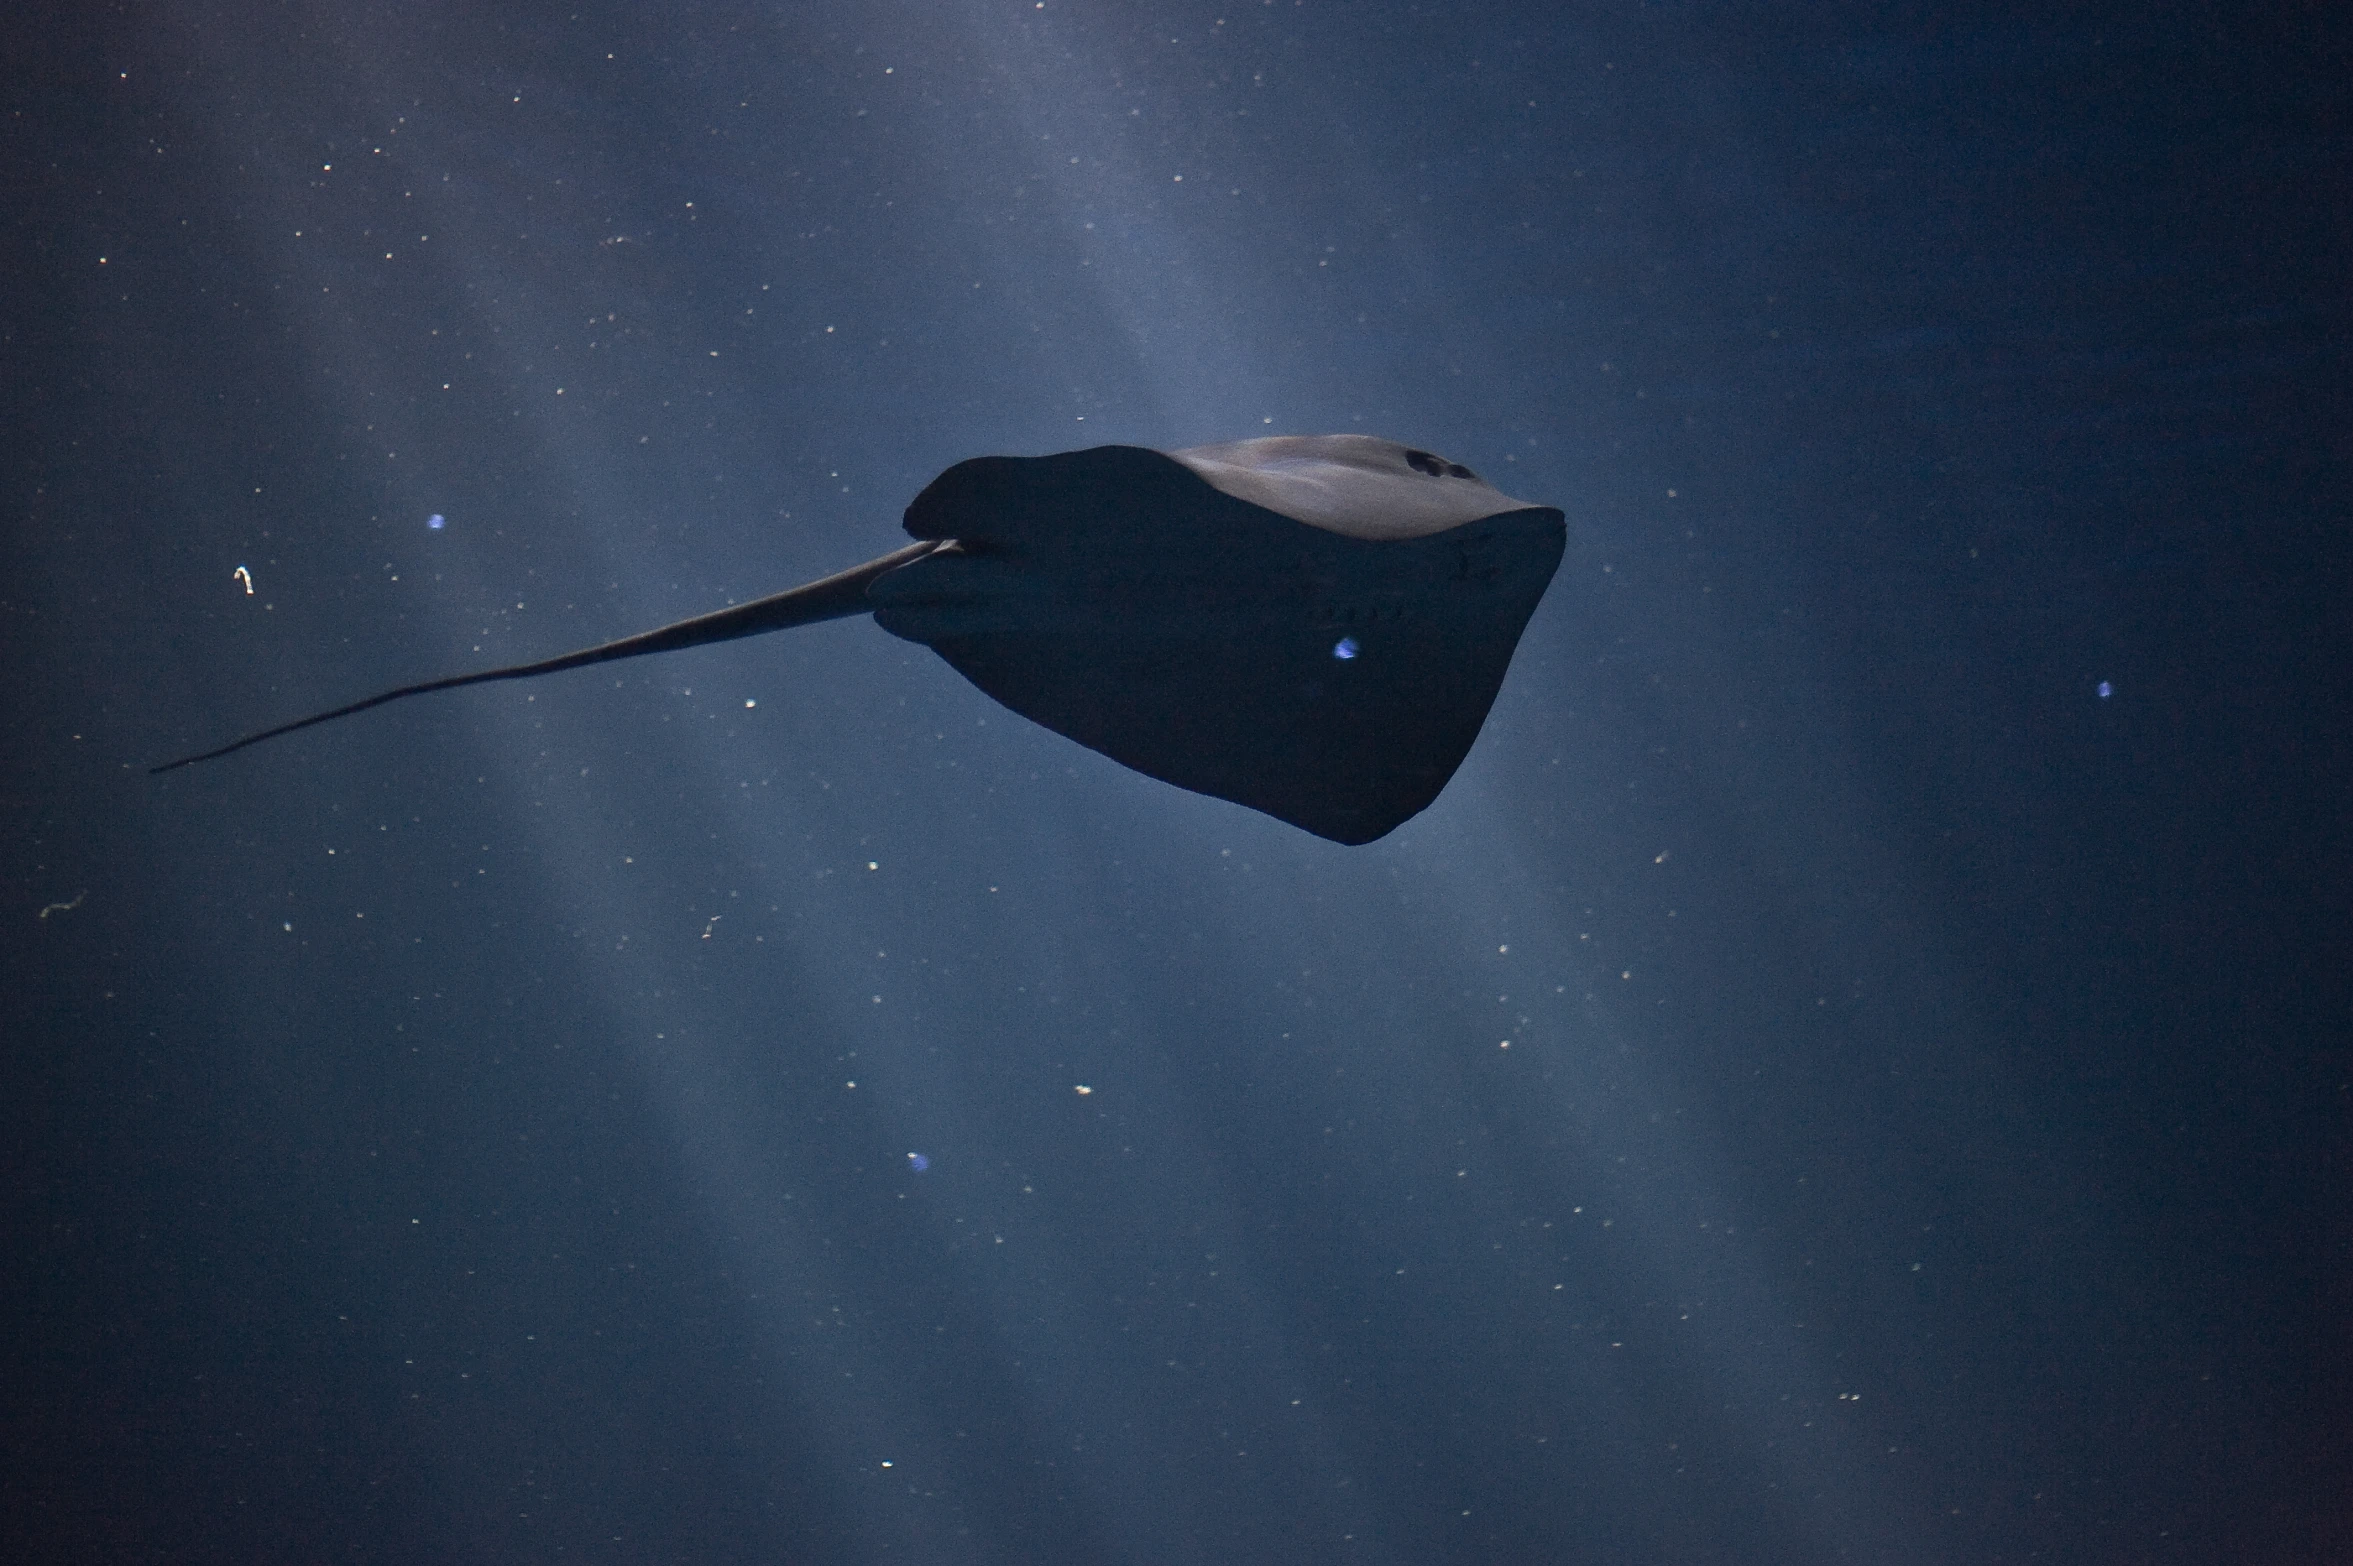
(6, 3, 2347, 1561)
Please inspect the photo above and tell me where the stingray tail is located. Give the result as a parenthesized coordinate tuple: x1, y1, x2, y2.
(149, 539, 942, 774)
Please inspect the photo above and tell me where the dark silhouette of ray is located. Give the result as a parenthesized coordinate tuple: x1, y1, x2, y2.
(153, 436, 1564, 843)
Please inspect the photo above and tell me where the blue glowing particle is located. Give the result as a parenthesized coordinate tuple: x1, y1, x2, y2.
(1332, 637, 1359, 661)
(906, 1152, 930, 1173)
(426, 513, 446, 530)
(2097, 681, 2112, 699)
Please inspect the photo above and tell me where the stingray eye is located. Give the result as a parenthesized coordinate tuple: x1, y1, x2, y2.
(1445, 461, 1480, 481)
(1404, 449, 1446, 477)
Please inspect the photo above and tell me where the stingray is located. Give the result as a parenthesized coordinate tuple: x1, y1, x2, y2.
(153, 435, 1565, 844)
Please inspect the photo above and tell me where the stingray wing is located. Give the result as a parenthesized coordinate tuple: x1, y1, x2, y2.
(870, 445, 1563, 844)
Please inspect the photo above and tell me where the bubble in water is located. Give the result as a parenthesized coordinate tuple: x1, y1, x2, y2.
(427, 513, 446, 530)
(2097, 681, 2112, 699)
(906, 1152, 930, 1173)
(1332, 637, 1359, 661)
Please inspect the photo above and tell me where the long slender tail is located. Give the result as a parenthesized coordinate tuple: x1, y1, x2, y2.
(150, 539, 942, 774)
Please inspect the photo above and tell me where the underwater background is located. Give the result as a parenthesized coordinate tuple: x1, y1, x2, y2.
(5, 2, 2347, 1561)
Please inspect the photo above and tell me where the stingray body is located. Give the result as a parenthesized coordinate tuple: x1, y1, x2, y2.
(154, 435, 1565, 844)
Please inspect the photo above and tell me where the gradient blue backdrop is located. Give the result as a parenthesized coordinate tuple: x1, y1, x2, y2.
(6, 2, 2347, 1561)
